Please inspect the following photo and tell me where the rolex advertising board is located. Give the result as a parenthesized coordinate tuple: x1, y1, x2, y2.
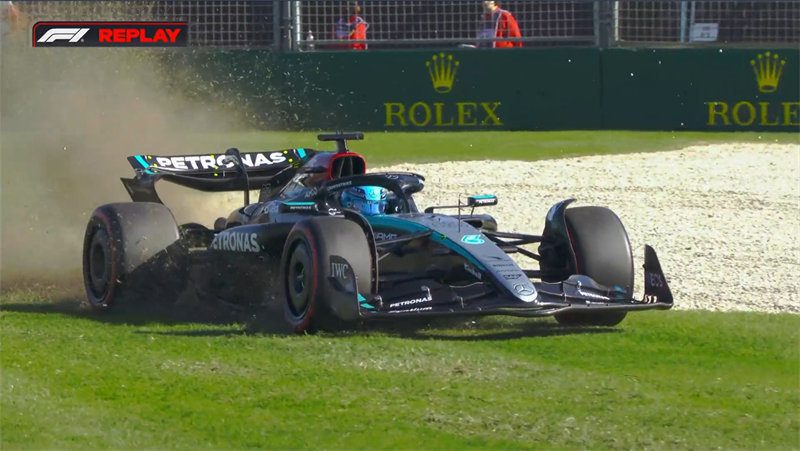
(602, 48, 799, 131)
(706, 51, 797, 128)
(278, 49, 602, 130)
(171, 48, 798, 131)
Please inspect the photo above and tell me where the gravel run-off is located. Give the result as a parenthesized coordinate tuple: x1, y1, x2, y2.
(375, 142, 800, 314)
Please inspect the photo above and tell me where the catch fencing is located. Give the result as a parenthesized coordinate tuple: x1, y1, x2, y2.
(12, 0, 800, 49)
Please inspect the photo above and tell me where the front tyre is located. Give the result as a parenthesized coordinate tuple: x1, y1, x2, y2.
(554, 206, 633, 327)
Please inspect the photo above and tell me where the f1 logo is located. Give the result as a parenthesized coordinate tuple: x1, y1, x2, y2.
(37, 28, 90, 43)
(33, 22, 188, 47)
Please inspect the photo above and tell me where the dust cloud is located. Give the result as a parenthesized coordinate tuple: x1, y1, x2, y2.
(1, 23, 248, 287)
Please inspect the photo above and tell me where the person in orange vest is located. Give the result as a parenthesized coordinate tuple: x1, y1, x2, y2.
(478, 0, 523, 48)
(334, 1, 369, 50)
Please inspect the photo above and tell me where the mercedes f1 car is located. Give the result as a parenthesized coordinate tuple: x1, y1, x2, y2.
(83, 132, 673, 332)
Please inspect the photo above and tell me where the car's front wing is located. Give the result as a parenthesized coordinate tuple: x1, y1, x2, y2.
(357, 245, 673, 320)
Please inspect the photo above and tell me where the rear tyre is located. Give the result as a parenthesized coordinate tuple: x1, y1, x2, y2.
(82, 202, 185, 310)
(281, 217, 373, 333)
(554, 206, 633, 327)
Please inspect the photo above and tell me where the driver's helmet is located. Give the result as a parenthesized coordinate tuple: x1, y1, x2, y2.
(340, 185, 388, 216)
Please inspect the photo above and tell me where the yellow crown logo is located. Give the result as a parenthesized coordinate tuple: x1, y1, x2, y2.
(426, 52, 459, 94)
(750, 51, 786, 93)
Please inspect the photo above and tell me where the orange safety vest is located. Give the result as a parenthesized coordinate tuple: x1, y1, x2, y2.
(334, 15, 368, 50)
(479, 8, 523, 48)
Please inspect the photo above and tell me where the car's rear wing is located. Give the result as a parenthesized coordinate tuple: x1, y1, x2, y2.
(127, 149, 311, 177)
(122, 148, 314, 203)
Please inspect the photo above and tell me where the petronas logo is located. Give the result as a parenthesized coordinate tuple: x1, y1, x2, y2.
(426, 52, 459, 94)
(751, 51, 786, 93)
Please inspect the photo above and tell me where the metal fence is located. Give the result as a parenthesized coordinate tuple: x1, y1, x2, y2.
(615, 1, 800, 44)
(10, 0, 800, 49)
(297, 1, 597, 49)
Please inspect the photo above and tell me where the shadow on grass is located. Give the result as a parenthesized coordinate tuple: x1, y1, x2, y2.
(1, 294, 295, 335)
(360, 317, 619, 341)
(1, 296, 619, 340)
(0, 295, 247, 327)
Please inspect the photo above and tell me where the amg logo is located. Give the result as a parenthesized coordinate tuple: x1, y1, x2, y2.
(210, 232, 260, 253)
(37, 28, 90, 43)
(331, 261, 350, 279)
(374, 232, 398, 241)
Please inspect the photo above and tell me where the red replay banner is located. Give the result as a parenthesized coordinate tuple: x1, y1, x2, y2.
(33, 22, 188, 47)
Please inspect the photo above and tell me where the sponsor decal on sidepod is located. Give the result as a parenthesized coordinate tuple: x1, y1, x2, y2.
(210, 232, 260, 253)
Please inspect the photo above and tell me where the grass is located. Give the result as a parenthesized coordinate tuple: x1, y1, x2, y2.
(1, 292, 798, 449)
(131, 130, 799, 166)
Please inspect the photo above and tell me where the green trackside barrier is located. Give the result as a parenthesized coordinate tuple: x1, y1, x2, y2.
(602, 48, 800, 131)
(165, 47, 799, 132)
(278, 48, 602, 131)
(162, 48, 601, 130)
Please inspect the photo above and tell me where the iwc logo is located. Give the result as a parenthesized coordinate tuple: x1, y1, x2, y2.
(383, 52, 503, 128)
(706, 51, 798, 128)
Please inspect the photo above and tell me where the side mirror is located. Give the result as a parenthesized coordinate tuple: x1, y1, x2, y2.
(423, 194, 497, 214)
(467, 194, 498, 207)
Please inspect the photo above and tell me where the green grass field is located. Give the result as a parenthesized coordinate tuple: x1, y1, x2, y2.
(178, 130, 799, 166)
(2, 130, 799, 448)
(1, 294, 798, 449)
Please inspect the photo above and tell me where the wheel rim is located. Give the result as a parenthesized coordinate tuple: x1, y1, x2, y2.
(292, 263, 306, 294)
(286, 241, 313, 318)
(88, 228, 110, 297)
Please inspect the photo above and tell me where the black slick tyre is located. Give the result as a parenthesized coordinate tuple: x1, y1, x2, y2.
(554, 206, 633, 327)
(82, 202, 185, 310)
(280, 217, 373, 333)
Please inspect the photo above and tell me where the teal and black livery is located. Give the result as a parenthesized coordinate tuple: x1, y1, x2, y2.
(84, 132, 673, 334)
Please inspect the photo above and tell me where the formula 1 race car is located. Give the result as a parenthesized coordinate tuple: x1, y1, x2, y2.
(83, 132, 673, 332)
